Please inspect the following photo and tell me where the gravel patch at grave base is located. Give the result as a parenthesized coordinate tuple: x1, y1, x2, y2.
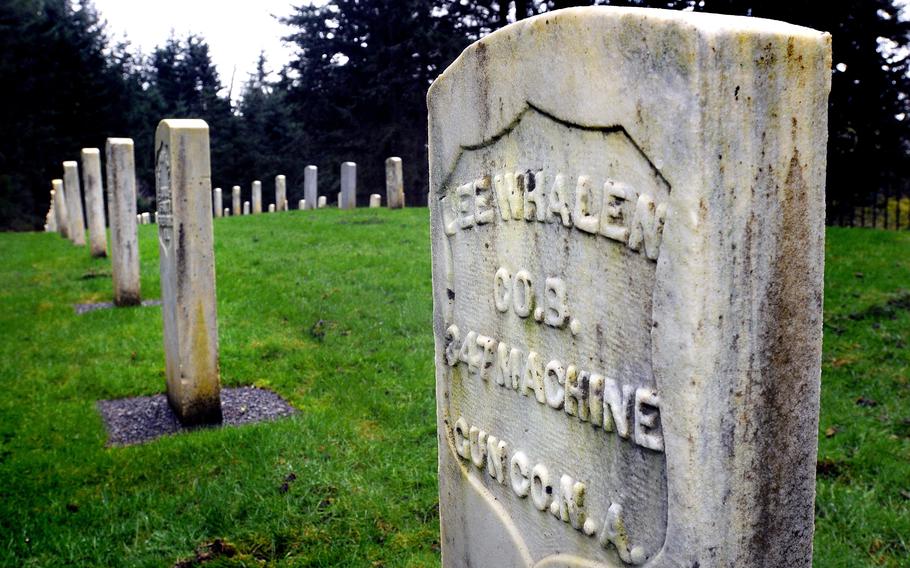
(75, 299, 162, 315)
(97, 387, 297, 446)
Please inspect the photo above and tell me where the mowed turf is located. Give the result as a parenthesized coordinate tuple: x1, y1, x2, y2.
(0, 211, 907, 567)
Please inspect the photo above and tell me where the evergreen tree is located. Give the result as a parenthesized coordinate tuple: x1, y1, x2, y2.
(281, 0, 466, 205)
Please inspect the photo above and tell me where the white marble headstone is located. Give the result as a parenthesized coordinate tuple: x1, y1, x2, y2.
(155, 119, 222, 426)
(106, 138, 141, 307)
(62, 161, 86, 246)
(304, 165, 318, 210)
(428, 7, 831, 567)
(385, 157, 405, 209)
(340, 162, 356, 209)
(81, 148, 107, 257)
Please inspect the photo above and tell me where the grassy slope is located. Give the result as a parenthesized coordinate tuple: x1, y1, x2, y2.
(0, 213, 906, 567)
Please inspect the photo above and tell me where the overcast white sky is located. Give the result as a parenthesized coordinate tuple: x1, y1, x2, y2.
(93, 0, 307, 98)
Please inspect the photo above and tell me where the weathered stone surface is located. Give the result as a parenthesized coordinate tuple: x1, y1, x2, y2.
(214, 188, 223, 217)
(298, 199, 306, 210)
(62, 161, 86, 246)
(252, 181, 262, 214)
(385, 157, 405, 209)
(317, 195, 327, 208)
(232, 186, 241, 217)
(340, 162, 356, 209)
(304, 165, 317, 210)
(428, 7, 831, 568)
(105, 138, 141, 307)
(155, 119, 222, 426)
(81, 148, 108, 257)
(369, 194, 381, 208)
(268, 203, 276, 213)
(52, 179, 70, 239)
(275, 175, 287, 211)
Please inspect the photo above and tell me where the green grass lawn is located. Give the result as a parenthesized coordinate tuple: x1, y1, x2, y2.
(0, 211, 907, 567)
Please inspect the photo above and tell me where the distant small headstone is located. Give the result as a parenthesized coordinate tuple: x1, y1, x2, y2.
(385, 157, 405, 209)
(232, 186, 241, 217)
(155, 119, 222, 426)
(105, 138, 141, 307)
(224, 207, 230, 217)
(243, 201, 250, 216)
(81, 148, 108, 258)
(340, 162, 356, 209)
(298, 199, 306, 210)
(268, 203, 276, 213)
(317, 196, 327, 208)
(252, 180, 262, 214)
(428, 7, 831, 567)
(213, 188, 223, 217)
(304, 165, 317, 210)
(275, 175, 287, 211)
(369, 194, 381, 208)
(51, 179, 70, 239)
(141, 212, 151, 225)
(62, 161, 86, 246)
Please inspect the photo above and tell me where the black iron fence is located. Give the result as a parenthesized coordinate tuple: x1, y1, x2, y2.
(828, 189, 910, 230)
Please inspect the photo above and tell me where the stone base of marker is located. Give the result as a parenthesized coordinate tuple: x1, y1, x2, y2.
(98, 387, 296, 446)
(369, 194, 381, 208)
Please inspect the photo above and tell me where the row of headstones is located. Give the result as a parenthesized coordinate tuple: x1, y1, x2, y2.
(211, 158, 406, 218)
(46, 141, 141, 306)
(44, 122, 408, 426)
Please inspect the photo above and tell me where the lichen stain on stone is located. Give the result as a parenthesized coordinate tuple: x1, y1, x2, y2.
(746, 147, 817, 561)
(190, 299, 218, 397)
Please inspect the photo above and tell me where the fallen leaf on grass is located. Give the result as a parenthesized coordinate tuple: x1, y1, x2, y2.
(824, 427, 838, 438)
(831, 357, 855, 368)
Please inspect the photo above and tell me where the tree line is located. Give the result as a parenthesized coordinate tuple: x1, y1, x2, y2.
(1, 0, 907, 230)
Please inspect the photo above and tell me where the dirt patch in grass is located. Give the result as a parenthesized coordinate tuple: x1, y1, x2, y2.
(97, 386, 297, 446)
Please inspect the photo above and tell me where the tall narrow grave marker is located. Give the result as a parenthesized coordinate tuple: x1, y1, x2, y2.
(52, 179, 69, 239)
(304, 165, 317, 210)
(62, 161, 86, 246)
(252, 181, 262, 214)
(340, 162, 356, 209)
(275, 175, 287, 211)
(105, 138, 141, 306)
(385, 157, 405, 209)
(81, 148, 108, 257)
(155, 119, 222, 426)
